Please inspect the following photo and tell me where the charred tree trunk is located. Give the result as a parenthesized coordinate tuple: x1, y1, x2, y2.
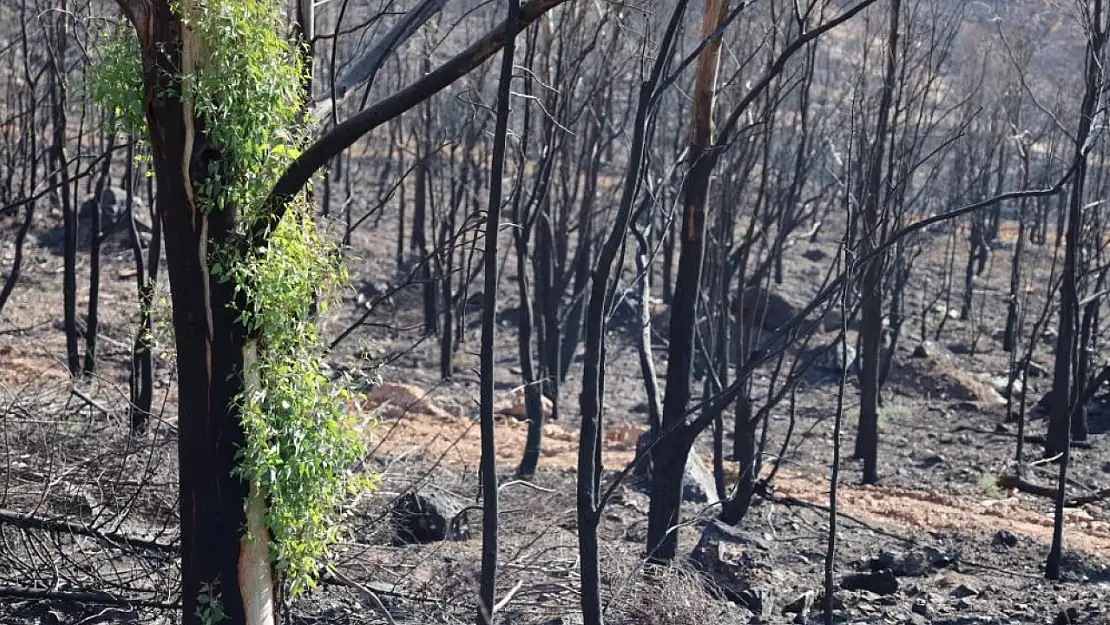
(1003, 153, 1030, 353)
(83, 132, 118, 376)
(476, 2, 518, 619)
(853, 0, 900, 485)
(1047, 0, 1105, 581)
(119, 2, 283, 621)
(49, 1, 79, 376)
(648, 0, 730, 563)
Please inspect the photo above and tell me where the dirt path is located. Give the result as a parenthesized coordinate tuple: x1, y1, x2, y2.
(772, 474, 1110, 556)
(363, 399, 1110, 558)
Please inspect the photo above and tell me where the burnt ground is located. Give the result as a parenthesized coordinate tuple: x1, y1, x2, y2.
(1, 206, 1109, 625)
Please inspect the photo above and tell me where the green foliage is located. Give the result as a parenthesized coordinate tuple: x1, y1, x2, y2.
(88, 20, 147, 134)
(94, 0, 373, 598)
(178, 0, 371, 596)
(196, 580, 228, 625)
(176, 0, 308, 216)
(226, 202, 374, 596)
(978, 473, 1005, 499)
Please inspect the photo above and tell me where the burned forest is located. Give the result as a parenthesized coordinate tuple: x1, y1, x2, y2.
(1, 0, 1110, 624)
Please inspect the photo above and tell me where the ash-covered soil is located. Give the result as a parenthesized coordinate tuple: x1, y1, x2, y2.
(2, 208, 1109, 624)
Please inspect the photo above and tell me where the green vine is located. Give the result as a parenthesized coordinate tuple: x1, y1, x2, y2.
(93, 0, 374, 597)
(88, 19, 147, 136)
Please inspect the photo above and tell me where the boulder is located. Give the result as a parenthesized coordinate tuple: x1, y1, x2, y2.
(802, 248, 828, 262)
(690, 520, 771, 612)
(840, 569, 898, 596)
(77, 186, 151, 244)
(734, 286, 802, 332)
(912, 341, 947, 359)
(891, 357, 1007, 405)
(494, 387, 553, 420)
(807, 341, 858, 375)
(633, 431, 720, 505)
(364, 382, 454, 420)
(390, 491, 470, 545)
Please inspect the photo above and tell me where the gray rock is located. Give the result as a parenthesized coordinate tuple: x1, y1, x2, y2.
(390, 491, 470, 545)
(803, 248, 828, 262)
(633, 431, 719, 505)
(735, 286, 802, 332)
(841, 569, 898, 596)
(913, 341, 947, 358)
(78, 186, 151, 243)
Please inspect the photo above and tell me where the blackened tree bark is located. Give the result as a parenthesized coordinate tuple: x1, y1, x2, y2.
(576, 4, 689, 621)
(83, 131, 118, 376)
(477, 2, 518, 621)
(643, 0, 882, 561)
(1047, 0, 1106, 581)
(414, 55, 438, 337)
(128, 141, 162, 434)
(1004, 142, 1032, 353)
(648, 0, 730, 563)
(853, 0, 900, 485)
(48, 0, 79, 376)
(0, 198, 34, 315)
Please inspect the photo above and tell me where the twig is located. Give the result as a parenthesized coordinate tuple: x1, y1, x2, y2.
(492, 580, 524, 614)
(498, 480, 557, 494)
(70, 387, 111, 415)
(0, 320, 53, 336)
(325, 569, 398, 625)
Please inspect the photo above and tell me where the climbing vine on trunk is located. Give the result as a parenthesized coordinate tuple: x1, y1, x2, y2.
(93, 0, 373, 607)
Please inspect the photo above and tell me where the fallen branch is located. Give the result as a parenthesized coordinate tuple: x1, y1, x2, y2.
(0, 508, 178, 554)
(997, 474, 1110, 507)
(70, 387, 111, 415)
(0, 585, 179, 610)
(492, 579, 524, 614)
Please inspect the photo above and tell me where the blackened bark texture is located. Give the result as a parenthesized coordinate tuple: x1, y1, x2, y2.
(414, 56, 438, 337)
(117, 0, 280, 622)
(1003, 149, 1031, 353)
(84, 133, 118, 376)
(576, 4, 689, 620)
(477, 2, 518, 621)
(647, 0, 730, 564)
(127, 141, 162, 434)
(1047, 0, 1105, 581)
(853, 0, 899, 485)
(48, 0, 79, 377)
(0, 201, 34, 315)
(536, 215, 559, 414)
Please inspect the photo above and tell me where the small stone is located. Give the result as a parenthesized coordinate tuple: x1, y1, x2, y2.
(913, 341, 946, 358)
(992, 530, 1019, 548)
(951, 583, 979, 599)
(782, 591, 815, 616)
(1054, 606, 1080, 625)
(912, 599, 929, 616)
(1027, 361, 1050, 378)
(841, 569, 898, 596)
(921, 454, 946, 468)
